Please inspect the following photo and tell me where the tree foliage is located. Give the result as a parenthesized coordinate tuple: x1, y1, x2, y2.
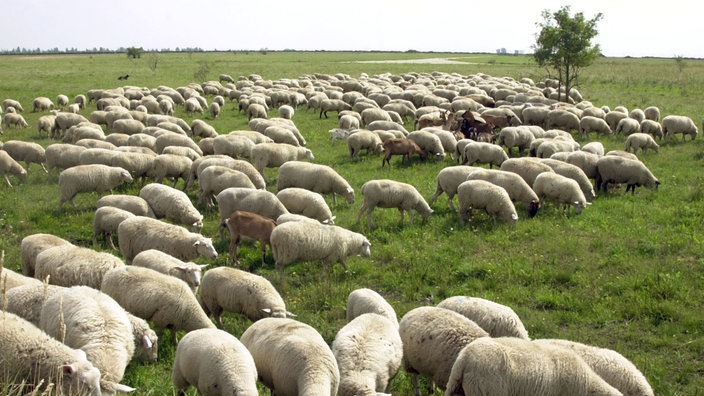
(126, 46, 143, 59)
(533, 6, 602, 103)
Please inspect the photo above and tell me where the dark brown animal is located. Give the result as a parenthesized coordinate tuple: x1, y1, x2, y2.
(224, 210, 277, 266)
(382, 138, 427, 167)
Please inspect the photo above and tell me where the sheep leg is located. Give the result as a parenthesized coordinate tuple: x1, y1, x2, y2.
(427, 186, 442, 206)
(107, 233, 117, 250)
(259, 239, 267, 266)
(447, 195, 457, 213)
(3, 175, 12, 187)
(398, 208, 405, 223)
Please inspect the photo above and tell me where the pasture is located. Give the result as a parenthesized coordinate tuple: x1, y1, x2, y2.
(0, 51, 703, 395)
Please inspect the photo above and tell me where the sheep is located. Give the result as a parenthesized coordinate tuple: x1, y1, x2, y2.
(132, 249, 207, 291)
(198, 165, 256, 207)
(100, 265, 216, 344)
(278, 104, 295, 119)
(34, 244, 126, 289)
(522, 106, 550, 127)
(445, 337, 622, 396)
(662, 114, 698, 141)
(595, 155, 660, 194)
(581, 141, 605, 156)
(185, 97, 204, 114)
(360, 107, 393, 126)
(495, 126, 535, 156)
(215, 188, 289, 238)
(536, 139, 579, 158)
(96, 194, 155, 217)
(427, 165, 482, 212)
(625, 132, 660, 154)
(37, 114, 57, 136)
(191, 118, 219, 139)
(615, 117, 641, 137)
(579, 115, 612, 138)
(500, 157, 555, 187)
(356, 179, 433, 228)
(347, 129, 384, 157)
(20, 233, 74, 276)
(240, 317, 340, 395)
(339, 113, 361, 130)
(227, 129, 274, 144)
(0, 312, 103, 396)
(640, 119, 664, 140)
(139, 182, 204, 231)
(276, 187, 335, 224)
(606, 149, 640, 160)
(270, 220, 371, 279)
(4, 283, 64, 326)
(213, 134, 255, 159)
(381, 138, 427, 167)
(534, 339, 654, 396)
(117, 216, 218, 263)
(277, 161, 355, 205)
(78, 147, 119, 167)
(399, 306, 489, 396)
(466, 168, 540, 217)
(2, 98, 25, 112)
(346, 287, 398, 326)
(605, 109, 628, 132)
(162, 145, 202, 161)
(149, 153, 193, 187)
(3, 112, 29, 128)
(407, 130, 446, 160)
(532, 158, 596, 201)
(565, 150, 601, 180)
(125, 133, 157, 152)
(33, 96, 55, 112)
(208, 101, 220, 119)
(320, 98, 352, 118)
(457, 179, 518, 226)
(63, 123, 105, 143)
(188, 155, 265, 191)
(110, 150, 156, 184)
(172, 328, 259, 396)
(39, 286, 136, 395)
(250, 142, 315, 178)
(643, 106, 660, 122)
(223, 210, 277, 266)
(247, 102, 268, 120)
(1, 267, 43, 290)
(155, 133, 203, 156)
(461, 141, 508, 168)
(437, 296, 529, 339)
(367, 120, 409, 135)
(92, 205, 136, 249)
(111, 118, 145, 135)
(0, 149, 27, 187)
(332, 313, 403, 396)
(57, 164, 133, 212)
(630, 108, 646, 122)
(545, 109, 580, 131)
(126, 312, 159, 364)
(532, 172, 590, 214)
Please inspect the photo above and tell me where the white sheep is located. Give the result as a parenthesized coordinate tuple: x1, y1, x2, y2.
(189, 155, 265, 190)
(240, 317, 340, 395)
(500, 157, 555, 187)
(564, 150, 600, 181)
(332, 313, 403, 396)
(595, 155, 660, 194)
(277, 161, 355, 205)
(0, 312, 103, 396)
(427, 165, 482, 212)
(45, 143, 86, 173)
(616, 117, 641, 137)
(250, 142, 314, 178)
(367, 120, 409, 135)
(57, 164, 133, 212)
(495, 126, 535, 156)
(37, 114, 57, 136)
(356, 179, 433, 228)
(191, 119, 219, 139)
(34, 244, 126, 289)
(185, 97, 204, 114)
(127, 313, 159, 364)
(161, 145, 202, 161)
(110, 150, 155, 184)
(172, 328, 259, 396)
(579, 115, 612, 138)
(534, 339, 654, 396)
(198, 165, 256, 207)
(532, 172, 590, 214)
(640, 119, 664, 140)
(643, 106, 660, 122)
(466, 168, 541, 218)
(117, 216, 217, 263)
(139, 182, 203, 231)
(581, 141, 605, 156)
(155, 133, 203, 156)
(111, 118, 145, 135)
(3, 112, 29, 128)
(4, 283, 64, 326)
(263, 125, 301, 146)
(625, 132, 660, 154)
(1, 266, 43, 290)
(346, 287, 398, 326)
(278, 104, 295, 120)
(149, 153, 193, 187)
(132, 249, 207, 291)
(329, 127, 356, 144)
(445, 337, 622, 396)
(407, 130, 446, 160)
(1, 140, 47, 172)
(227, 129, 275, 144)
(347, 129, 384, 157)
(437, 296, 529, 339)
(662, 114, 698, 141)
(215, 187, 289, 237)
(532, 158, 596, 202)
(545, 109, 580, 131)
(535, 139, 579, 158)
(461, 141, 509, 168)
(199, 266, 294, 328)
(339, 113, 361, 130)
(100, 265, 216, 344)
(39, 286, 136, 395)
(92, 205, 136, 249)
(125, 133, 157, 152)
(208, 101, 220, 119)
(96, 194, 155, 217)
(276, 187, 336, 224)
(20, 232, 74, 277)
(399, 306, 489, 396)
(0, 149, 27, 187)
(457, 179, 519, 226)
(2, 98, 25, 112)
(270, 220, 371, 279)
(212, 134, 255, 159)
(320, 98, 353, 118)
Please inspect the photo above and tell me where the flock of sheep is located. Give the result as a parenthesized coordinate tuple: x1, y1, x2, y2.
(0, 67, 690, 395)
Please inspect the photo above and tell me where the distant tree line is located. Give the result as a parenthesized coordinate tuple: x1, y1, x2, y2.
(0, 47, 208, 55)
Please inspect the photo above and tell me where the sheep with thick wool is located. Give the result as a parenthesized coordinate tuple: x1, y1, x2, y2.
(277, 161, 355, 205)
(132, 249, 207, 291)
(347, 129, 384, 157)
(579, 115, 612, 138)
(188, 155, 265, 190)
(92, 205, 136, 249)
(662, 114, 698, 141)
(96, 194, 155, 217)
(437, 296, 529, 339)
(356, 179, 433, 228)
(172, 328, 259, 396)
(198, 165, 256, 208)
(4, 112, 29, 128)
(263, 125, 302, 146)
(276, 187, 335, 224)
(466, 168, 540, 217)
(57, 164, 133, 212)
(139, 182, 203, 231)
(1, 267, 43, 290)
(20, 233, 74, 276)
(461, 141, 509, 168)
(250, 142, 314, 178)
(564, 150, 601, 180)
(532, 172, 590, 214)
(346, 287, 398, 326)
(212, 134, 255, 159)
(45, 144, 86, 173)
(500, 157, 555, 187)
(1, 140, 47, 172)
(155, 133, 203, 156)
(427, 165, 482, 212)
(149, 153, 193, 186)
(457, 180, 519, 226)
(616, 117, 641, 137)
(625, 132, 659, 154)
(595, 155, 660, 194)
(532, 158, 596, 201)
(495, 126, 535, 156)
(34, 244, 126, 289)
(215, 187, 289, 236)
(240, 317, 340, 395)
(4, 283, 64, 326)
(0, 149, 27, 187)
(110, 150, 155, 184)
(191, 118, 219, 138)
(640, 119, 664, 140)
(407, 130, 446, 160)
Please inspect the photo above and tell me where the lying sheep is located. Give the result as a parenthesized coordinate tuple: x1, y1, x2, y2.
(198, 165, 256, 208)
(347, 129, 384, 157)
(276, 187, 335, 224)
(461, 141, 509, 168)
(445, 337, 622, 396)
(277, 161, 355, 205)
(117, 216, 218, 263)
(533, 172, 590, 214)
(437, 296, 529, 339)
(427, 165, 482, 212)
(332, 313, 403, 396)
(21, 233, 74, 276)
(92, 205, 136, 249)
(57, 164, 133, 212)
(662, 114, 698, 141)
(132, 249, 207, 291)
(0, 149, 27, 187)
(199, 266, 294, 328)
(1, 140, 47, 173)
(270, 221, 371, 279)
(399, 306, 489, 395)
(625, 132, 659, 154)
(96, 194, 155, 217)
(250, 142, 314, 179)
(346, 287, 398, 326)
(457, 179, 519, 226)
(466, 168, 540, 217)
(139, 182, 204, 231)
(224, 210, 277, 266)
(356, 179, 433, 228)
(34, 244, 126, 289)
(215, 187, 289, 238)
(172, 328, 259, 396)
(240, 317, 340, 395)
(595, 155, 660, 194)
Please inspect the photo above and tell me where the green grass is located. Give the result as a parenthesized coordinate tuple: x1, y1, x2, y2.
(1, 51, 703, 395)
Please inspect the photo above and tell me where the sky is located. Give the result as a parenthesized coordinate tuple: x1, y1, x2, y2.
(0, 0, 700, 58)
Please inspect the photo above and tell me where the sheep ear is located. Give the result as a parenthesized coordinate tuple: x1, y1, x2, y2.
(142, 335, 153, 349)
(286, 311, 297, 318)
(193, 240, 201, 247)
(511, 213, 519, 220)
(114, 383, 136, 393)
(62, 364, 76, 375)
(261, 308, 272, 316)
(346, 187, 354, 194)
(198, 264, 208, 270)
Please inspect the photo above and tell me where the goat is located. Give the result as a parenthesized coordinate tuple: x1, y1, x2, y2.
(382, 138, 427, 167)
(223, 210, 277, 267)
(418, 110, 456, 130)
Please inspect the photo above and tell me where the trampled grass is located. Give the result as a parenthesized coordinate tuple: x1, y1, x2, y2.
(0, 51, 703, 395)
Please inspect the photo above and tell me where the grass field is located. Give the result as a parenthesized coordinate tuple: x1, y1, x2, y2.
(1, 51, 703, 395)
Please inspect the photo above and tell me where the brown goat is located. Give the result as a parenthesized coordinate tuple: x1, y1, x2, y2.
(224, 210, 277, 266)
(417, 110, 456, 130)
(382, 138, 427, 167)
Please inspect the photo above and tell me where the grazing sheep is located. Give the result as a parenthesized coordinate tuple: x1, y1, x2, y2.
(640, 119, 664, 140)
(111, 118, 145, 135)
(247, 102, 268, 120)
(96, 194, 155, 217)
(347, 129, 384, 157)
(208, 101, 220, 119)
(606, 149, 639, 160)
(437, 296, 529, 339)
(162, 145, 202, 161)
(445, 337, 622, 396)
(500, 157, 555, 187)
(276, 187, 335, 224)
(0, 312, 103, 396)
(270, 221, 371, 279)
(100, 265, 216, 344)
(223, 210, 277, 266)
(155, 133, 203, 156)
(277, 161, 355, 205)
(595, 155, 660, 194)
(461, 141, 509, 168)
(579, 115, 612, 138)
(3, 112, 29, 128)
(367, 120, 409, 135)
(92, 205, 136, 249)
(320, 98, 352, 118)
(466, 168, 540, 217)
(250, 142, 314, 178)
(565, 150, 601, 180)
(240, 317, 340, 395)
(172, 328, 259, 396)
(198, 165, 256, 207)
(615, 117, 641, 137)
(399, 306, 489, 396)
(381, 138, 427, 167)
(184, 97, 204, 114)
(356, 179, 433, 228)
(630, 108, 646, 122)
(532, 172, 590, 214)
(21, 233, 74, 276)
(127, 313, 159, 364)
(532, 158, 596, 202)
(39, 286, 136, 395)
(625, 132, 660, 154)
(34, 244, 126, 289)
(581, 141, 605, 156)
(339, 113, 361, 130)
(191, 118, 219, 139)
(57, 164, 133, 212)
(37, 114, 57, 136)
(643, 106, 660, 122)
(215, 187, 289, 238)
(110, 150, 156, 184)
(332, 313, 403, 396)
(33, 96, 55, 112)
(188, 155, 265, 191)
(662, 114, 698, 141)
(545, 109, 580, 131)
(407, 130, 446, 160)
(427, 165, 482, 212)
(1, 267, 43, 290)
(2, 98, 25, 112)
(199, 266, 293, 328)
(346, 288, 398, 326)
(536, 139, 579, 159)
(277, 104, 295, 119)
(0, 149, 27, 187)
(78, 147, 119, 167)
(139, 182, 204, 231)
(213, 134, 256, 159)
(495, 126, 535, 156)
(4, 283, 64, 326)
(150, 153, 193, 186)
(132, 249, 207, 291)
(457, 179, 519, 226)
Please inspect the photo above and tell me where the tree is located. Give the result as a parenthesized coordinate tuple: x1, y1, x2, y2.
(533, 6, 602, 103)
(126, 46, 143, 59)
